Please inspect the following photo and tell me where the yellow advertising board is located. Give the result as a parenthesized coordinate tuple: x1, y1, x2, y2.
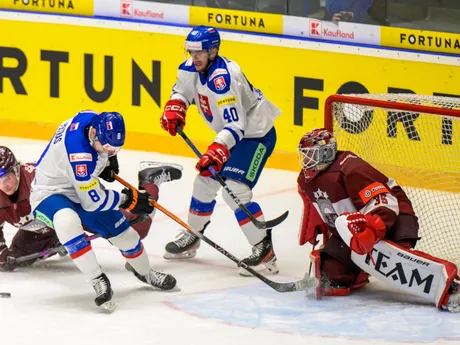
(1, 16, 460, 172)
(0, 0, 94, 16)
(189, 6, 283, 35)
(381, 26, 460, 55)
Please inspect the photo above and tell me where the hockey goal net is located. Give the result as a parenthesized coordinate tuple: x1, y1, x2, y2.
(325, 94, 460, 265)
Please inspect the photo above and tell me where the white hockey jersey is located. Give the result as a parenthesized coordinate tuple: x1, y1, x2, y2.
(30, 111, 123, 213)
(171, 56, 281, 149)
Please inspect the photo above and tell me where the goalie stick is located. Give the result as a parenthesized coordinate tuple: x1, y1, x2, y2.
(114, 174, 307, 293)
(176, 127, 289, 230)
(7, 215, 148, 265)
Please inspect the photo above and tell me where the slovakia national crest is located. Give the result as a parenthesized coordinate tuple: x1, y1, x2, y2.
(75, 164, 88, 178)
(70, 122, 79, 131)
(213, 76, 226, 91)
(198, 93, 213, 123)
(313, 189, 337, 227)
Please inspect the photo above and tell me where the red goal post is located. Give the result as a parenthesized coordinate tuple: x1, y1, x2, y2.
(324, 94, 460, 264)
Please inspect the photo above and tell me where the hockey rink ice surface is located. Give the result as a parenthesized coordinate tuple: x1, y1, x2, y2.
(1, 136, 460, 345)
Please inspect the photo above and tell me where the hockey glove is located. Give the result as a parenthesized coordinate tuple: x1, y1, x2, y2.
(99, 155, 119, 183)
(160, 99, 187, 136)
(196, 142, 230, 177)
(344, 212, 386, 255)
(120, 188, 154, 215)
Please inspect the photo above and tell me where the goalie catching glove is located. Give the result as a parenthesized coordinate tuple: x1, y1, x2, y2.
(120, 188, 154, 215)
(160, 99, 187, 136)
(196, 142, 230, 177)
(342, 212, 386, 255)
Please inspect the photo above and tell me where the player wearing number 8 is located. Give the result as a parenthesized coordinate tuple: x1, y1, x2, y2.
(160, 26, 282, 275)
(30, 111, 178, 311)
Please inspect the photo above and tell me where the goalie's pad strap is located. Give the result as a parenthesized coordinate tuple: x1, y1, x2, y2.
(335, 214, 458, 309)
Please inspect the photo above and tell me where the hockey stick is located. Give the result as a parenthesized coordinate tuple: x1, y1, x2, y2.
(7, 214, 148, 265)
(6, 233, 101, 265)
(114, 174, 307, 293)
(176, 127, 289, 230)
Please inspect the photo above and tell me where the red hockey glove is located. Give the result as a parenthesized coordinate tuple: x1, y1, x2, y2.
(344, 212, 386, 255)
(196, 142, 230, 177)
(160, 99, 187, 136)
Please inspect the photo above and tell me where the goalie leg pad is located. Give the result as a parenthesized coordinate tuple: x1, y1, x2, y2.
(336, 214, 457, 310)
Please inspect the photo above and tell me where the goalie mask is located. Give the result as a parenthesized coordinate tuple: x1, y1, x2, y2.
(298, 128, 337, 180)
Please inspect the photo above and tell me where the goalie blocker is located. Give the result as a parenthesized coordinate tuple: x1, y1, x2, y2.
(334, 213, 460, 311)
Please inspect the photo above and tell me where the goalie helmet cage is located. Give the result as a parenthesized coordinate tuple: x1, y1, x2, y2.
(325, 94, 460, 265)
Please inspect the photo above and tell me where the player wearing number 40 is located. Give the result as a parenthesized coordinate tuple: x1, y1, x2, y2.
(160, 25, 282, 275)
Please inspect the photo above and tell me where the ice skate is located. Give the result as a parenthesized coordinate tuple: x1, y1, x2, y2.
(138, 161, 183, 187)
(164, 230, 200, 260)
(163, 222, 209, 260)
(445, 280, 460, 312)
(239, 230, 279, 276)
(125, 262, 178, 291)
(91, 273, 116, 312)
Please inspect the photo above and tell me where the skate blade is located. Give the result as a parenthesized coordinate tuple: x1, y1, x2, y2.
(163, 250, 197, 260)
(149, 285, 181, 293)
(238, 263, 279, 277)
(99, 301, 117, 313)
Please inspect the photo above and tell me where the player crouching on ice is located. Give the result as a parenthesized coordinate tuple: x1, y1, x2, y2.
(30, 111, 182, 311)
(0, 146, 168, 271)
(297, 128, 460, 312)
(160, 25, 282, 276)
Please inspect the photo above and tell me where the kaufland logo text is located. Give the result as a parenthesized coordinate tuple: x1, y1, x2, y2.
(309, 20, 321, 37)
(121, 0, 132, 17)
(120, 0, 165, 19)
(309, 20, 355, 40)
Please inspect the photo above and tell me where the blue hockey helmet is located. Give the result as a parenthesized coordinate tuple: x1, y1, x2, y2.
(185, 26, 221, 52)
(92, 112, 125, 155)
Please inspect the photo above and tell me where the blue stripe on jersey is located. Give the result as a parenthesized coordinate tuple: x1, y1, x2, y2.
(179, 60, 197, 72)
(190, 197, 216, 215)
(96, 190, 110, 211)
(64, 234, 89, 256)
(110, 191, 120, 210)
(64, 112, 98, 182)
(224, 127, 242, 143)
(36, 139, 52, 167)
(235, 202, 261, 223)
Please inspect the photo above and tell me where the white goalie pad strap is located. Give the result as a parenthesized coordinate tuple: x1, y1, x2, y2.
(335, 215, 456, 308)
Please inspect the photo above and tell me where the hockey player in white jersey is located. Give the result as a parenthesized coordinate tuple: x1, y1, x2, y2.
(160, 26, 282, 275)
(30, 111, 181, 311)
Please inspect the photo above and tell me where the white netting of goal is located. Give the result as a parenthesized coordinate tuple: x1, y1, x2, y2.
(328, 94, 460, 265)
